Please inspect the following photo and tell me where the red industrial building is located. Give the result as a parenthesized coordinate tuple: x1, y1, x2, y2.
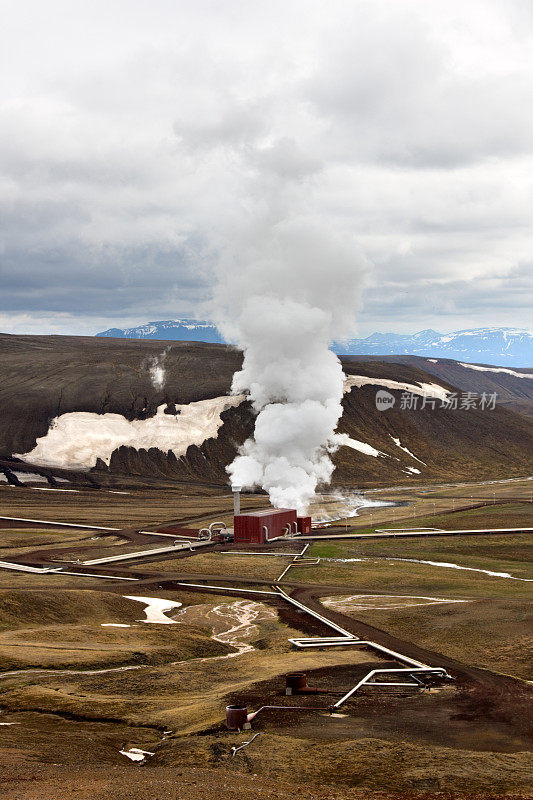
(234, 508, 312, 544)
(296, 515, 312, 534)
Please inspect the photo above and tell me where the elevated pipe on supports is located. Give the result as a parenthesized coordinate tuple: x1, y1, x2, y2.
(332, 667, 449, 709)
(247, 704, 331, 722)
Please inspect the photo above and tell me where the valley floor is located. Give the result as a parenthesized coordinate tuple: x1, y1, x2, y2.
(0, 477, 531, 799)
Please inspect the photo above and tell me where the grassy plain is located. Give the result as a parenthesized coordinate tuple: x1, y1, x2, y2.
(0, 478, 531, 798)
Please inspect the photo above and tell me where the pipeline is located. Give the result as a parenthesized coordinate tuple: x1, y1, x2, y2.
(231, 732, 263, 757)
(288, 637, 429, 670)
(174, 581, 279, 596)
(284, 671, 421, 695)
(221, 584, 451, 732)
(80, 538, 211, 565)
(209, 521, 227, 534)
(292, 527, 533, 542)
(274, 586, 352, 636)
(333, 667, 449, 708)
(275, 545, 319, 582)
(247, 704, 331, 722)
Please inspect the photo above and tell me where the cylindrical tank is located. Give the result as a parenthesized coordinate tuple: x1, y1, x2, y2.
(226, 705, 248, 730)
(285, 672, 307, 693)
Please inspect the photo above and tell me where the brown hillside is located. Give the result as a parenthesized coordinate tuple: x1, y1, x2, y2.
(0, 333, 531, 489)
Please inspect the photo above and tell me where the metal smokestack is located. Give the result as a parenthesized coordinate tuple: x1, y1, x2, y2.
(232, 486, 241, 516)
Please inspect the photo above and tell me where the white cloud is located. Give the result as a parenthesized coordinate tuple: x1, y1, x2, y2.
(0, 0, 532, 334)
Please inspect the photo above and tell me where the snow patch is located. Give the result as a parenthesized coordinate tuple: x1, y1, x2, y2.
(384, 558, 532, 582)
(123, 596, 182, 623)
(459, 363, 533, 379)
(343, 376, 449, 401)
(101, 623, 131, 628)
(16, 395, 245, 470)
(390, 436, 426, 465)
(30, 487, 80, 493)
(334, 433, 386, 458)
(120, 748, 154, 762)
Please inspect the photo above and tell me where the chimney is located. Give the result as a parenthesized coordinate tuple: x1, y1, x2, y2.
(232, 486, 241, 516)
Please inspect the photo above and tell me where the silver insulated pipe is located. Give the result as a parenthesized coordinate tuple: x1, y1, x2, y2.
(232, 486, 241, 516)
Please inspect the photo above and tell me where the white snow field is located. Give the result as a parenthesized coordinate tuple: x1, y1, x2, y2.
(123, 596, 183, 624)
(16, 395, 245, 470)
(120, 748, 155, 762)
(343, 375, 449, 401)
(384, 558, 533, 582)
(390, 436, 426, 465)
(459, 363, 533, 379)
(334, 433, 386, 458)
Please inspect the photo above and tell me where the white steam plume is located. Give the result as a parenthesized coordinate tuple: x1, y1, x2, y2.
(144, 347, 171, 391)
(212, 219, 369, 515)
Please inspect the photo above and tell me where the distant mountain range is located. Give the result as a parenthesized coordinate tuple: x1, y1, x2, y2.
(96, 319, 222, 344)
(96, 321, 532, 366)
(335, 328, 533, 366)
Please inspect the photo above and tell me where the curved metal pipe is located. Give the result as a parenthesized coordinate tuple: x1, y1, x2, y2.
(231, 732, 263, 757)
(333, 667, 449, 709)
(209, 521, 227, 534)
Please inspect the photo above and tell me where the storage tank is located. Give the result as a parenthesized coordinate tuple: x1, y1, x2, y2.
(285, 672, 307, 694)
(226, 705, 248, 730)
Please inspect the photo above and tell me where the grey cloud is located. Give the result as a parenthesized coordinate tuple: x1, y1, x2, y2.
(248, 138, 323, 181)
(0, 242, 204, 315)
(306, 8, 533, 169)
(0, 0, 532, 335)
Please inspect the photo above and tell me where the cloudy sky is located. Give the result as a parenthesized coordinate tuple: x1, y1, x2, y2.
(1, 0, 532, 337)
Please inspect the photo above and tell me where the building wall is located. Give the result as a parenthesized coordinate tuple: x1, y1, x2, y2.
(297, 516, 312, 534)
(234, 509, 298, 543)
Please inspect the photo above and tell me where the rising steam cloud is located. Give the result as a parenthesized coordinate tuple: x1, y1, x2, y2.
(144, 347, 171, 391)
(213, 219, 369, 514)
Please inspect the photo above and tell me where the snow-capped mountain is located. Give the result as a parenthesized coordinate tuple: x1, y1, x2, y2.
(335, 328, 533, 366)
(96, 319, 223, 344)
(95, 321, 532, 366)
